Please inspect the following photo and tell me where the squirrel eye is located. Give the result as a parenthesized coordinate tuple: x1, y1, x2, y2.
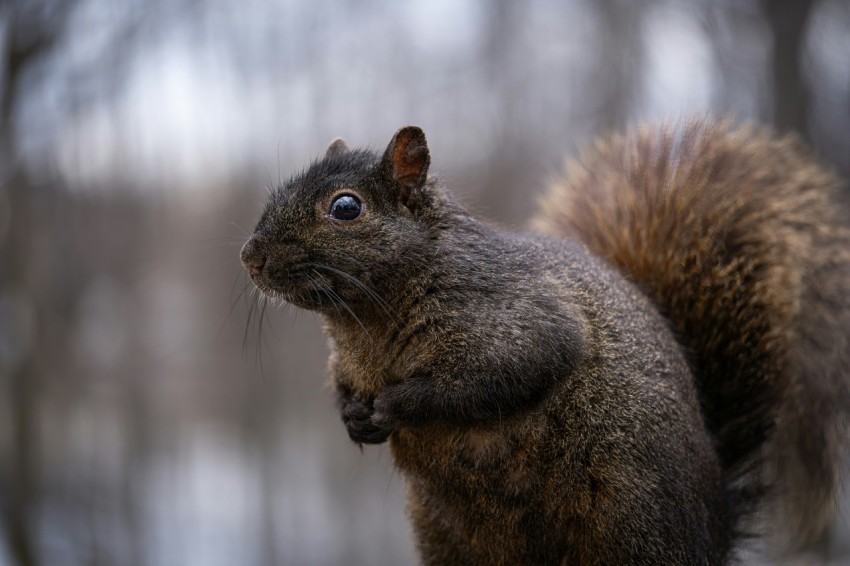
(330, 195, 362, 221)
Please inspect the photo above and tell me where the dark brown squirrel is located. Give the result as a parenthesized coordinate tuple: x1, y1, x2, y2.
(240, 119, 850, 565)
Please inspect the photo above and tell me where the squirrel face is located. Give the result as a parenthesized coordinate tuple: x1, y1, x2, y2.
(240, 126, 435, 313)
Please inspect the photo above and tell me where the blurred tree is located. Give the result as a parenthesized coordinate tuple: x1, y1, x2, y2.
(479, 0, 535, 222)
(1, 3, 81, 563)
(0, 1, 158, 563)
(765, 0, 815, 135)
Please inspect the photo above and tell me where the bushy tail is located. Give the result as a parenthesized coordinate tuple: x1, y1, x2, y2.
(533, 119, 850, 547)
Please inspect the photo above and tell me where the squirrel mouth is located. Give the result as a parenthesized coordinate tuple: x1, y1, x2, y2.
(251, 266, 333, 311)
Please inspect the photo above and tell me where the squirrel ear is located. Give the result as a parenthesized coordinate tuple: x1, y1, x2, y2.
(325, 138, 349, 158)
(381, 126, 430, 205)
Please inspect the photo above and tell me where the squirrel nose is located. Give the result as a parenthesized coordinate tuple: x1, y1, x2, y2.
(240, 238, 266, 277)
(243, 256, 265, 277)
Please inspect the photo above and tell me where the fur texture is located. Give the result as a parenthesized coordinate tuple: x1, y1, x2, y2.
(241, 120, 850, 564)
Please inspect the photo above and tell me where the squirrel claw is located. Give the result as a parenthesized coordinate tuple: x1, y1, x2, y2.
(341, 396, 393, 445)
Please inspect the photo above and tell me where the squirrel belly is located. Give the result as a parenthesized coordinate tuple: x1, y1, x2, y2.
(241, 119, 850, 565)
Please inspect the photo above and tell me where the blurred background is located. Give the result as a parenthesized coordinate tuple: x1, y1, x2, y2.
(1, 0, 849, 564)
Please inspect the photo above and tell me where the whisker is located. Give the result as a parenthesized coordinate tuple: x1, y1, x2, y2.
(203, 240, 249, 249)
(306, 273, 341, 319)
(243, 288, 259, 359)
(259, 301, 280, 369)
(256, 296, 268, 380)
(310, 270, 372, 341)
(229, 222, 251, 237)
(199, 236, 248, 244)
(261, 158, 275, 191)
(218, 274, 251, 340)
(277, 136, 282, 186)
(261, 296, 281, 341)
(304, 274, 326, 311)
(307, 263, 396, 321)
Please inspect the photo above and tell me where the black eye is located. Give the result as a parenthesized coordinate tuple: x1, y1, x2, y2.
(330, 195, 362, 221)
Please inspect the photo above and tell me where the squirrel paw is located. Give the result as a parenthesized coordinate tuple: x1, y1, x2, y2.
(341, 396, 393, 445)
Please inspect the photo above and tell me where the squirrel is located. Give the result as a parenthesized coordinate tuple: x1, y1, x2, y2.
(240, 119, 850, 565)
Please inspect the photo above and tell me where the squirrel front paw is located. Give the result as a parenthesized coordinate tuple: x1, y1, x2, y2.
(341, 395, 393, 445)
(372, 377, 434, 429)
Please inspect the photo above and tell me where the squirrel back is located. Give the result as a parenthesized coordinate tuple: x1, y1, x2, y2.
(533, 119, 850, 547)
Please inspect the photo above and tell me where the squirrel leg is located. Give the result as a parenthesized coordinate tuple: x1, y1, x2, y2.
(330, 346, 394, 445)
(371, 367, 552, 430)
(372, 295, 587, 430)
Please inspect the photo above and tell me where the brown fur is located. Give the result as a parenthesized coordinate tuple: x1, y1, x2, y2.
(241, 119, 850, 564)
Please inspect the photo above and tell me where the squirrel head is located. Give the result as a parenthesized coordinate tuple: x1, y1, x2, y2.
(241, 126, 443, 312)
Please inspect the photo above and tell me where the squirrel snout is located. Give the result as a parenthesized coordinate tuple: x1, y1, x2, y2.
(240, 238, 266, 277)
